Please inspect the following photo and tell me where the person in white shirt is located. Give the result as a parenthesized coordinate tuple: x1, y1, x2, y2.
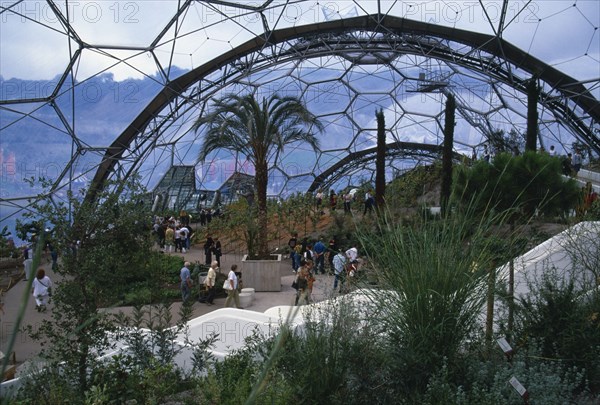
(205, 260, 217, 305)
(32, 268, 52, 312)
(179, 226, 189, 252)
(332, 250, 347, 292)
(345, 247, 358, 262)
(572, 150, 583, 175)
(224, 264, 242, 308)
(174, 227, 183, 252)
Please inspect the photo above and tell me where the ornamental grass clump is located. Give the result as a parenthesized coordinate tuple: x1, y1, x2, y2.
(357, 209, 516, 396)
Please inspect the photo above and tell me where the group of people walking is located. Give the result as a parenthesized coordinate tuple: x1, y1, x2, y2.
(179, 260, 243, 309)
(315, 189, 375, 215)
(153, 211, 225, 271)
(153, 210, 194, 253)
(289, 232, 361, 306)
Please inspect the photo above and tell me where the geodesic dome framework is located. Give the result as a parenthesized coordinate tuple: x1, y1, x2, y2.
(1, 1, 599, 222)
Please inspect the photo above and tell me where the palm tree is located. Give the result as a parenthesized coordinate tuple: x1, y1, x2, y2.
(193, 93, 324, 258)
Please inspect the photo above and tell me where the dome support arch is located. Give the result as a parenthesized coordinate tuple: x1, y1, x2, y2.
(88, 13, 600, 202)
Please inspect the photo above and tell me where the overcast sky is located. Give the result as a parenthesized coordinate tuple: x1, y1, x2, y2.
(1, 1, 598, 84)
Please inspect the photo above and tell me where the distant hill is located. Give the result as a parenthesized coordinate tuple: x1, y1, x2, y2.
(0, 68, 189, 240)
(0, 67, 189, 199)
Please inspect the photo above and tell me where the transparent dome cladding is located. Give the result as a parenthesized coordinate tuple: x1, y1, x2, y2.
(1, 0, 599, 226)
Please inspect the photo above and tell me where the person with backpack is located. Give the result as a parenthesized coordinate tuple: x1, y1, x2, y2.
(303, 243, 314, 263)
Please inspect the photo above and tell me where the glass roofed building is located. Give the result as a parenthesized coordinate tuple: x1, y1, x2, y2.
(1, 1, 599, 229)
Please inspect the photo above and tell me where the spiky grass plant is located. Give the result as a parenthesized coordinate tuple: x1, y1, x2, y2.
(357, 209, 518, 396)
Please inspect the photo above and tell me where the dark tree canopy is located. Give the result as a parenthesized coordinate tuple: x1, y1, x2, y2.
(453, 151, 580, 221)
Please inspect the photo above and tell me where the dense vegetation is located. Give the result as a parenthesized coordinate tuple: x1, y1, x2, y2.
(2, 151, 599, 404)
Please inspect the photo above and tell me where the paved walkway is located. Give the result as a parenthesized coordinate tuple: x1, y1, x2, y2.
(0, 246, 337, 371)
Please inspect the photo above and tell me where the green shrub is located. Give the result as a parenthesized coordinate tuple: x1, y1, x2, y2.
(386, 163, 442, 207)
(122, 286, 153, 305)
(357, 210, 504, 396)
(453, 151, 580, 221)
(511, 269, 600, 393)
(194, 301, 396, 405)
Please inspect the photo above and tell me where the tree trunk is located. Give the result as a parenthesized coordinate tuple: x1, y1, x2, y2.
(255, 159, 269, 259)
(507, 222, 516, 342)
(375, 109, 386, 210)
(441, 93, 455, 217)
(526, 79, 538, 152)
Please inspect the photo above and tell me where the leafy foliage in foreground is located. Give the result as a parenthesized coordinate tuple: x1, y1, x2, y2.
(20, 177, 157, 393)
(358, 211, 508, 396)
(8, 173, 599, 403)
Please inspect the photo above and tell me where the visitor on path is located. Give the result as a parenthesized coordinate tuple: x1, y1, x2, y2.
(32, 268, 52, 312)
(327, 236, 337, 273)
(304, 259, 316, 303)
(303, 243, 312, 262)
(204, 234, 214, 265)
(157, 222, 166, 250)
(165, 225, 174, 253)
(179, 225, 190, 252)
(329, 189, 337, 211)
(180, 261, 192, 302)
(179, 210, 190, 228)
(482, 145, 491, 162)
(224, 264, 242, 308)
(572, 150, 583, 175)
(288, 232, 299, 272)
(46, 242, 58, 270)
(213, 237, 222, 267)
(345, 246, 358, 262)
(174, 226, 183, 253)
(343, 191, 353, 213)
(313, 238, 326, 274)
(363, 190, 374, 215)
(294, 260, 310, 306)
(234, 265, 243, 292)
(332, 250, 347, 293)
(315, 189, 323, 214)
(204, 260, 217, 305)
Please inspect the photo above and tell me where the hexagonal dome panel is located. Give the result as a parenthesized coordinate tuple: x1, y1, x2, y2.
(1, 0, 598, 228)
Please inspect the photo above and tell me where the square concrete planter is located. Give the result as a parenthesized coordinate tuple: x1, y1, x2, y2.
(241, 254, 282, 292)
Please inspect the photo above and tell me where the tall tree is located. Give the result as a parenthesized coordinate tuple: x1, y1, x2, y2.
(193, 93, 323, 258)
(23, 177, 155, 392)
(526, 79, 539, 152)
(375, 108, 386, 210)
(441, 93, 456, 216)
